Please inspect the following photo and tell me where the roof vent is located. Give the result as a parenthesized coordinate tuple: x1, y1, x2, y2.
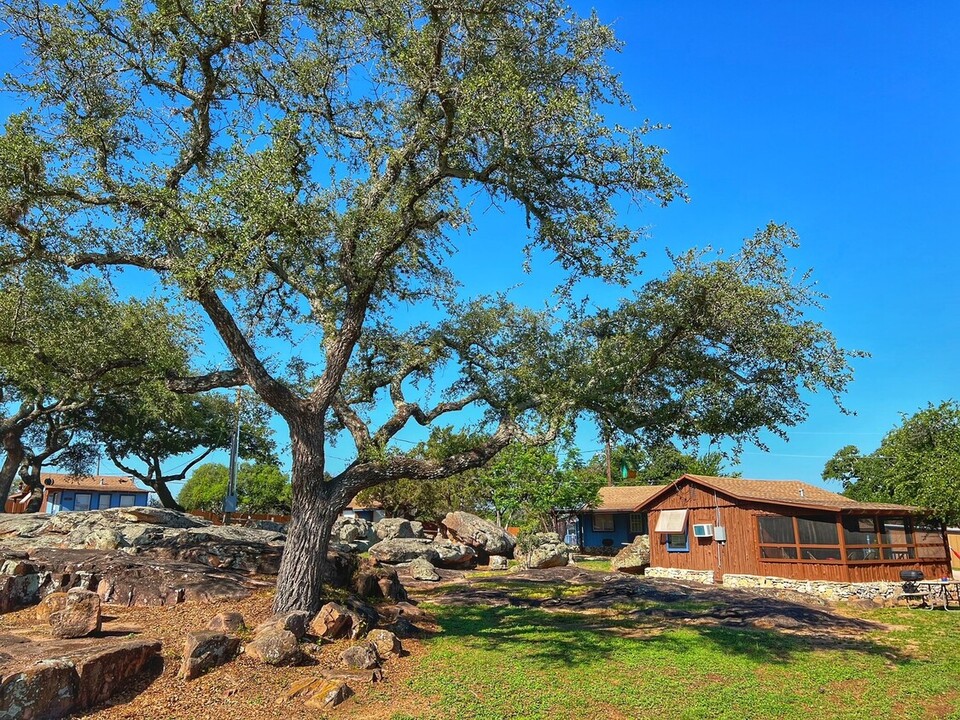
(43, 478, 53, 486)
(100, 478, 105, 485)
(799, 488, 805, 498)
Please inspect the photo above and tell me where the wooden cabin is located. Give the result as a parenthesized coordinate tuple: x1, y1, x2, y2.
(635, 474, 951, 583)
(575, 485, 666, 553)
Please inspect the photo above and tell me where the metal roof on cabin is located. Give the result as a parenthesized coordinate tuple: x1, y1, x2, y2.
(634, 474, 919, 513)
(594, 485, 668, 512)
(40, 473, 142, 493)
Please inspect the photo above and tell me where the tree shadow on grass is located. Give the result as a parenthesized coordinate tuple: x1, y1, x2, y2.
(419, 571, 909, 669)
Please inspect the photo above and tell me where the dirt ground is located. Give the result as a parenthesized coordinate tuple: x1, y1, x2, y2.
(0, 566, 892, 719)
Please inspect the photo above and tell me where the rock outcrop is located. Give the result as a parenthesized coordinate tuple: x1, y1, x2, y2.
(0, 634, 161, 718)
(373, 518, 423, 541)
(368, 538, 476, 569)
(519, 533, 569, 569)
(441, 511, 516, 559)
(611, 535, 651, 574)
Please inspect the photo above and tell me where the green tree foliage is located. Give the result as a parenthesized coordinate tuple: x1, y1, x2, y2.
(0, 0, 860, 612)
(178, 461, 292, 514)
(90, 392, 276, 510)
(474, 443, 602, 531)
(592, 444, 737, 486)
(0, 272, 190, 503)
(356, 427, 488, 521)
(823, 401, 960, 524)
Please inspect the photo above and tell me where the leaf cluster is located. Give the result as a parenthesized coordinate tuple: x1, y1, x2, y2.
(823, 401, 960, 524)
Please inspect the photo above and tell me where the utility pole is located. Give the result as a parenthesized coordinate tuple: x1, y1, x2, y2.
(223, 388, 241, 524)
(605, 438, 612, 486)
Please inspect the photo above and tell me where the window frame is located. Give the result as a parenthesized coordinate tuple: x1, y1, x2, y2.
(592, 513, 614, 533)
(665, 531, 689, 553)
(757, 513, 947, 564)
(629, 513, 647, 534)
(73, 493, 92, 511)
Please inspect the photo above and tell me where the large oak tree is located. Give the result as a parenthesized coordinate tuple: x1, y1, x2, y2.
(0, 0, 860, 611)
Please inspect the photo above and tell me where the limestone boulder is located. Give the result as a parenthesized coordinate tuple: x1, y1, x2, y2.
(441, 511, 516, 558)
(407, 557, 440, 581)
(520, 533, 569, 569)
(373, 518, 422, 541)
(366, 629, 402, 660)
(280, 677, 354, 709)
(369, 537, 476, 569)
(246, 628, 302, 666)
(339, 644, 379, 670)
(309, 602, 354, 640)
(178, 631, 241, 680)
(489, 555, 509, 571)
(207, 611, 246, 633)
(611, 534, 651, 574)
(256, 610, 312, 640)
(40, 589, 102, 639)
(352, 558, 407, 602)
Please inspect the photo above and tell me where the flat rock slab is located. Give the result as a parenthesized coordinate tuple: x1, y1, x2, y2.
(0, 547, 274, 609)
(0, 634, 161, 720)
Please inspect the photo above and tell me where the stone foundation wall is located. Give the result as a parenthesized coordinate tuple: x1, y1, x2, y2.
(644, 567, 716, 584)
(642, 567, 904, 603)
(721, 573, 903, 603)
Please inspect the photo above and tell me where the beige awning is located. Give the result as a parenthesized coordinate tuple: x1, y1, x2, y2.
(655, 509, 689, 533)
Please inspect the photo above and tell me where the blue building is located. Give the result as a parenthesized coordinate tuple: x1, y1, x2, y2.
(41, 473, 150, 513)
(576, 485, 665, 554)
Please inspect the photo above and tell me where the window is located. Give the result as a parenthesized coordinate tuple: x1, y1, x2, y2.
(74, 493, 92, 511)
(118, 494, 137, 507)
(759, 514, 947, 563)
(666, 532, 689, 552)
(629, 513, 647, 534)
(797, 516, 839, 545)
(758, 516, 795, 544)
(97, 494, 112, 510)
(592, 513, 614, 532)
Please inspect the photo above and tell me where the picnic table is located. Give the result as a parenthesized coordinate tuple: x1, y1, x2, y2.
(915, 580, 960, 610)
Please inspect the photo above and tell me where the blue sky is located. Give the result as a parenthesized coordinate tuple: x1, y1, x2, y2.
(3, 2, 959, 494)
(565, 1, 960, 485)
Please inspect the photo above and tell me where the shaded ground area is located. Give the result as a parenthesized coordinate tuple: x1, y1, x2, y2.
(424, 566, 885, 640)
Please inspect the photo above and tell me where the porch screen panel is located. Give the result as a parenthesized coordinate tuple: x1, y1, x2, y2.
(758, 516, 795, 544)
(842, 517, 878, 546)
(797, 516, 839, 545)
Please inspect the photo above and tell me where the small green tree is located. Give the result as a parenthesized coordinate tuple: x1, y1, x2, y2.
(823, 401, 960, 524)
(591, 444, 737, 486)
(90, 392, 276, 510)
(475, 443, 602, 531)
(178, 461, 292, 514)
(0, 272, 190, 505)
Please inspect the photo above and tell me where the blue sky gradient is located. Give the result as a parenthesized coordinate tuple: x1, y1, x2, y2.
(2, 2, 957, 493)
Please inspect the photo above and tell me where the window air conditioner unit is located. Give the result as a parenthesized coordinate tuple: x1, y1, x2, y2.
(692, 523, 714, 538)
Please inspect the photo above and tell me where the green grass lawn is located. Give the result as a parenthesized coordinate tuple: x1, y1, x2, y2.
(377, 576, 960, 720)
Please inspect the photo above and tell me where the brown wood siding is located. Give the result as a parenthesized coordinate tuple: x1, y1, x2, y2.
(647, 478, 952, 583)
(949, 530, 960, 570)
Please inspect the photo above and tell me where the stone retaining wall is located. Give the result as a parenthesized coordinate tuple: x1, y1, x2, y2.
(721, 573, 903, 603)
(643, 566, 904, 603)
(644, 567, 716, 584)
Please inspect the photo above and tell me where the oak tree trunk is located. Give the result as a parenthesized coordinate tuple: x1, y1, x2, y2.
(150, 479, 185, 511)
(0, 429, 26, 511)
(273, 423, 345, 613)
